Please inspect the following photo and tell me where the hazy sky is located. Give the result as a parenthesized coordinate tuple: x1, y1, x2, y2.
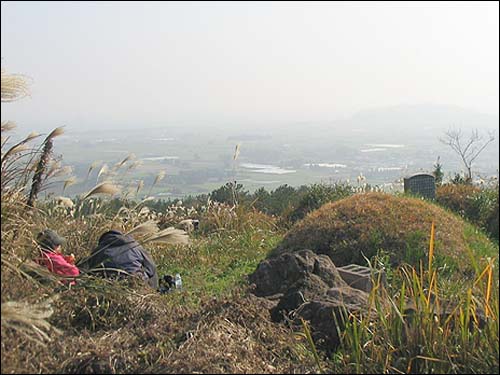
(1, 1, 499, 131)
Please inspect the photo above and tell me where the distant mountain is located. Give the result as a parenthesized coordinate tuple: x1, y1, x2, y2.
(342, 104, 499, 134)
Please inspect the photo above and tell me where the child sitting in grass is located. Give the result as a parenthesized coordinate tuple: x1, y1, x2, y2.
(36, 229, 79, 284)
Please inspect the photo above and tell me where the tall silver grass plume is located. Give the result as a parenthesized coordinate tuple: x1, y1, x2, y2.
(1, 132, 41, 162)
(136, 180, 145, 195)
(126, 220, 159, 237)
(46, 161, 62, 178)
(153, 170, 166, 186)
(118, 153, 136, 168)
(148, 170, 166, 196)
(81, 181, 120, 200)
(55, 196, 74, 209)
(127, 160, 143, 171)
(27, 134, 55, 208)
(233, 143, 241, 161)
(1, 68, 30, 102)
(1, 297, 61, 345)
(143, 227, 189, 245)
(132, 195, 155, 210)
(1, 121, 17, 132)
(97, 163, 109, 182)
(24, 131, 41, 143)
(86, 160, 101, 181)
(62, 176, 77, 193)
(52, 165, 73, 178)
(45, 126, 65, 141)
(3, 143, 29, 156)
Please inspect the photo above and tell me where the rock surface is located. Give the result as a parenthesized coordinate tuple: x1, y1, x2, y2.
(249, 249, 370, 350)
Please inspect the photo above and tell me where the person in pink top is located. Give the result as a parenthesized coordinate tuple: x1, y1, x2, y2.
(36, 229, 79, 284)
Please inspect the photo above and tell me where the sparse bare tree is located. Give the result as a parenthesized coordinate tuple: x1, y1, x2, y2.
(440, 128, 495, 182)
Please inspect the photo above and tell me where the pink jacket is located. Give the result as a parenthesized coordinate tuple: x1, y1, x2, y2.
(38, 252, 80, 282)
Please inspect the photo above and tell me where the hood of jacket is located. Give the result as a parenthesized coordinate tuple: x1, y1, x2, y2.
(96, 230, 138, 249)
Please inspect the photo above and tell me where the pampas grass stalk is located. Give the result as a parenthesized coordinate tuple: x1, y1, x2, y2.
(62, 176, 77, 194)
(117, 153, 136, 168)
(148, 170, 166, 196)
(1, 132, 41, 163)
(26, 138, 53, 208)
(51, 165, 73, 178)
(85, 160, 101, 181)
(45, 127, 64, 141)
(142, 227, 189, 245)
(136, 180, 144, 196)
(1, 297, 61, 345)
(127, 160, 142, 172)
(2, 143, 30, 158)
(1, 69, 30, 102)
(97, 163, 109, 182)
(1, 121, 17, 132)
(81, 181, 120, 200)
(126, 220, 159, 237)
(132, 196, 155, 211)
(233, 143, 241, 161)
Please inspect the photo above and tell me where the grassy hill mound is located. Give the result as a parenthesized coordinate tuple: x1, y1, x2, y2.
(274, 192, 497, 275)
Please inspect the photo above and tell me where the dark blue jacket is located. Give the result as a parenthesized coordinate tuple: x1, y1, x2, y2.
(86, 230, 158, 289)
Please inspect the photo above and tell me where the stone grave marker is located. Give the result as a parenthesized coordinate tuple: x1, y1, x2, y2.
(403, 173, 436, 199)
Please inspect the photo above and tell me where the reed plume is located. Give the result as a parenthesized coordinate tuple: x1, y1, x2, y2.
(148, 170, 166, 196)
(97, 163, 109, 182)
(1, 297, 61, 345)
(233, 143, 241, 161)
(136, 180, 145, 195)
(126, 220, 159, 237)
(1, 68, 30, 102)
(143, 226, 189, 245)
(27, 139, 53, 208)
(85, 160, 101, 181)
(62, 176, 77, 194)
(81, 182, 120, 200)
(1, 121, 17, 132)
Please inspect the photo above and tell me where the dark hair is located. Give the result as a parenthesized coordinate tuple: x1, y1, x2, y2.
(37, 229, 66, 251)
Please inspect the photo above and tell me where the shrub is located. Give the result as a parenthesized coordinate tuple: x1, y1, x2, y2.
(437, 183, 499, 241)
(287, 182, 355, 223)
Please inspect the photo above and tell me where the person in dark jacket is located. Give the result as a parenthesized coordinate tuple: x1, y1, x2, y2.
(82, 230, 158, 289)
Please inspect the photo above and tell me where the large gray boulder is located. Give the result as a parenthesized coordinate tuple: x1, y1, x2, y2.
(249, 249, 346, 297)
(249, 249, 370, 350)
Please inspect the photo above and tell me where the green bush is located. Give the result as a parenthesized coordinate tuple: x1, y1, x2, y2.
(287, 182, 354, 223)
(436, 183, 499, 241)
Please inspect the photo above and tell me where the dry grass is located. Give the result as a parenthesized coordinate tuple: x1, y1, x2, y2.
(153, 292, 325, 374)
(1, 297, 61, 345)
